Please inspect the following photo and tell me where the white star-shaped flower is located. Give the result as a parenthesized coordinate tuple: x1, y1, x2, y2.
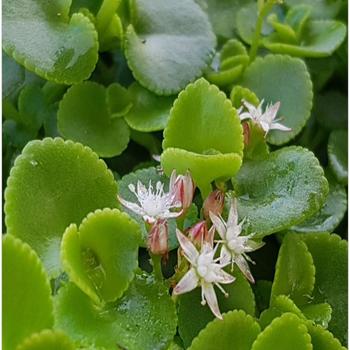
(118, 175, 182, 224)
(173, 229, 235, 319)
(209, 198, 264, 283)
(238, 99, 291, 135)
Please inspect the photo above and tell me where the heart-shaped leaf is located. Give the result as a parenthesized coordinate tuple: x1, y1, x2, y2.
(58, 82, 130, 157)
(54, 273, 177, 350)
(328, 130, 347, 185)
(233, 146, 328, 236)
(3, 0, 99, 84)
(124, 0, 216, 95)
(16, 330, 75, 350)
(4, 138, 118, 276)
(271, 234, 315, 306)
(188, 310, 261, 350)
(61, 208, 141, 304)
(252, 313, 312, 350)
(125, 83, 174, 132)
(3, 235, 53, 350)
(162, 78, 243, 197)
(178, 268, 256, 348)
(301, 233, 348, 345)
(240, 54, 313, 145)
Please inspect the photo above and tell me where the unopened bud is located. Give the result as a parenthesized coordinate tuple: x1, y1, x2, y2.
(148, 219, 168, 255)
(242, 122, 250, 146)
(203, 190, 225, 219)
(170, 170, 195, 213)
(188, 221, 215, 247)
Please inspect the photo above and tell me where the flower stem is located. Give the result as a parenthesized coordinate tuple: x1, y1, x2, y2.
(151, 254, 163, 281)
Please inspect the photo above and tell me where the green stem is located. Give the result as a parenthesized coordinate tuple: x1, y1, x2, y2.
(151, 254, 163, 281)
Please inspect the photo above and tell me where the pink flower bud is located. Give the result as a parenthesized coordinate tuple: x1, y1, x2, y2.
(187, 221, 215, 247)
(203, 190, 225, 219)
(148, 219, 168, 256)
(170, 170, 195, 213)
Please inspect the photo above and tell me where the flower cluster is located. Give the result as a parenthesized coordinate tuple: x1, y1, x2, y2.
(118, 171, 264, 319)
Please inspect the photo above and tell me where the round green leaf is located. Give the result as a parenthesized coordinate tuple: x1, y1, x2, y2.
(252, 313, 312, 350)
(162, 78, 243, 196)
(241, 54, 313, 145)
(188, 310, 261, 350)
(3, 235, 53, 350)
(125, 83, 174, 132)
(291, 175, 347, 233)
(106, 82, 133, 117)
(301, 233, 348, 345)
(61, 208, 141, 304)
(328, 130, 347, 185)
(54, 273, 177, 350)
(264, 20, 346, 58)
(5, 138, 118, 276)
(3, 0, 98, 84)
(271, 234, 315, 306)
(58, 82, 130, 158)
(307, 323, 347, 350)
(233, 146, 328, 236)
(16, 330, 74, 350)
(125, 0, 216, 95)
(178, 268, 256, 348)
(284, 0, 343, 19)
(301, 303, 332, 328)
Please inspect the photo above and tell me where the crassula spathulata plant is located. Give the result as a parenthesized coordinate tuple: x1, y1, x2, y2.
(2, 0, 348, 349)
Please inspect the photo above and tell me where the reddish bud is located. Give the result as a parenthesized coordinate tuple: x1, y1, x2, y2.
(242, 122, 250, 146)
(170, 170, 195, 213)
(187, 221, 215, 247)
(203, 190, 225, 219)
(148, 219, 168, 255)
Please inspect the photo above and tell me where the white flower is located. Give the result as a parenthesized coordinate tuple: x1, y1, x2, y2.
(238, 99, 291, 135)
(118, 176, 182, 224)
(173, 229, 235, 319)
(209, 198, 264, 283)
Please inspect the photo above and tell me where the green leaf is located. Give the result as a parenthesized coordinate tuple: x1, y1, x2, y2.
(254, 280, 272, 314)
(178, 269, 256, 348)
(233, 147, 328, 236)
(118, 166, 179, 249)
(58, 81, 130, 158)
(188, 310, 261, 350)
(54, 273, 177, 350)
(16, 330, 75, 350)
(125, 83, 174, 132)
(271, 234, 315, 306)
(241, 54, 313, 145)
(162, 78, 243, 197)
(3, 0, 99, 84)
(230, 85, 260, 109)
(2, 51, 25, 100)
(125, 0, 216, 95)
(106, 82, 133, 117)
(307, 323, 347, 350)
(264, 20, 346, 58)
(284, 0, 343, 19)
(291, 174, 347, 233)
(252, 313, 312, 350)
(301, 303, 332, 329)
(5, 138, 118, 276)
(301, 233, 348, 345)
(61, 208, 141, 304)
(3, 235, 53, 350)
(328, 130, 347, 185)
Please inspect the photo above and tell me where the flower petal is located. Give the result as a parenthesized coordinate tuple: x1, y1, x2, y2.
(202, 282, 222, 319)
(266, 101, 280, 121)
(227, 198, 239, 228)
(219, 245, 232, 266)
(176, 229, 199, 264)
(235, 255, 255, 283)
(117, 195, 145, 216)
(239, 112, 253, 121)
(270, 122, 292, 132)
(173, 268, 199, 295)
(213, 266, 235, 284)
(209, 212, 226, 239)
(245, 240, 265, 252)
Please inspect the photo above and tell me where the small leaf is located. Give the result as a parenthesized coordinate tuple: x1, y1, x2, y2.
(271, 234, 315, 306)
(254, 280, 272, 314)
(301, 303, 332, 329)
(61, 208, 140, 304)
(125, 0, 216, 95)
(241, 54, 313, 145)
(125, 83, 174, 132)
(106, 82, 132, 117)
(233, 147, 328, 236)
(284, 0, 343, 19)
(301, 233, 348, 345)
(307, 323, 347, 350)
(188, 310, 261, 350)
(230, 85, 260, 109)
(54, 273, 177, 350)
(328, 130, 347, 185)
(3, 235, 53, 350)
(178, 269, 256, 348)
(162, 78, 243, 197)
(16, 330, 75, 350)
(5, 138, 118, 276)
(3, 0, 98, 84)
(252, 313, 313, 350)
(58, 82, 130, 158)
